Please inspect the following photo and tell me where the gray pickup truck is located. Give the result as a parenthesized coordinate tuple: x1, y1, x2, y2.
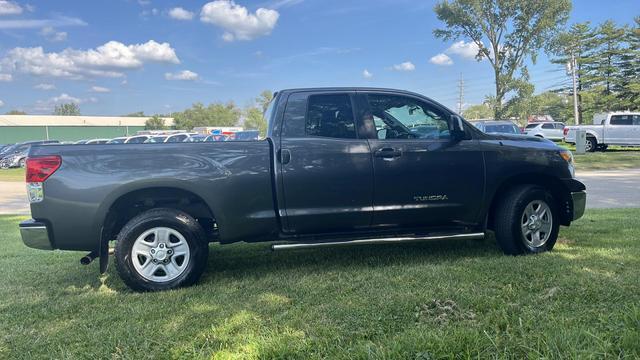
(20, 88, 586, 291)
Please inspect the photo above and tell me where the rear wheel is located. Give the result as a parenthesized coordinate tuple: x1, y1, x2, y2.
(585, 137, 597, 152)
(494, 185, 559, 255)
(114, 208, 209, 291)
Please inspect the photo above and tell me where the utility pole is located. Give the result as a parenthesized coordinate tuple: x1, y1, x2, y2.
(570, 53, 579, 125)
(457, 73, 464, 114)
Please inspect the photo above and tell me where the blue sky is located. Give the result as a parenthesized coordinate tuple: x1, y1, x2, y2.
(0, 0, 638, 115)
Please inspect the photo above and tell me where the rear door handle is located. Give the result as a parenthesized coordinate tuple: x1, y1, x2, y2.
(374, 147, 402, 158)
(278, 149, 291, 164)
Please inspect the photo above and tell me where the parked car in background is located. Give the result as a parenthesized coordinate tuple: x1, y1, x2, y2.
(125, 135, 152, 144)
(523, 122, 565, 140)
(184, 135, 208, 143)
(20, 87, 585, 291)
(230, 130, 261, 141)
(85, 139, 110, 144)
(74, 139, 88, 145)
(107, 137, 128, 144)
(0, 144, 14, 155)
(564, 112, 640, 152)
(472, 121, 521, 135)
(164, 133, 193, 143)
(144, 135, 168, 143)
(0, 140, 59, 168)
(205, 134, 229, 142)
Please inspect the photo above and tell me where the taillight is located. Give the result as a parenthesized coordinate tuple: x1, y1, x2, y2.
(563, 128, 569, 136)
(26, 156, 61, 183)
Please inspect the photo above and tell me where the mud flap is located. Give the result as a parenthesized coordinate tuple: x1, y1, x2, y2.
(99, 227, 109, 274)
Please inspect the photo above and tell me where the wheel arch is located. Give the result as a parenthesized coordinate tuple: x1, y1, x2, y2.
(486, 173, 572, 230)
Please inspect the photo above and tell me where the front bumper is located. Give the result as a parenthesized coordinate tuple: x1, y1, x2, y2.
(570, 191, 586, 221)
(19, 219, 53, 250)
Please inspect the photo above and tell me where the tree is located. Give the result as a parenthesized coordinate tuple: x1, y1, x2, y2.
(5, 110, 26, 115)
(243, 107, 268, 137)
(53, 103, 80, 116)
(145, 115, 166, 130)
(462, 103, 493, 119)
(617, 17, 640, 110)
(433, 0, 571, 119)
(256, 90, 273, 113)
(173, 102, 241, 130)
(547, 22, 597, 123)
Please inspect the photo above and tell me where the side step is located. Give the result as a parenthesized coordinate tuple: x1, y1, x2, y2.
(271, 232, 485, 251)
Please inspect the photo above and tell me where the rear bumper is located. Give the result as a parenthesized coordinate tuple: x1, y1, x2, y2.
(571, 191, 586, 221)
(19, 219, 53, 250)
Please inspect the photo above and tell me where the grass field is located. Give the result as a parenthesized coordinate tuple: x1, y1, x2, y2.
(0, 209, 639, 358)
(0, 168, 24, 182)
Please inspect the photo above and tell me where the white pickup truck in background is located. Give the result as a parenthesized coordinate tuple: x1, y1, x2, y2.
(564, 112, 640, 152)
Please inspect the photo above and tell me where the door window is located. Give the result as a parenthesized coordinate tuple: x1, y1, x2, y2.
(306, 94, 357, 139)
(366, 94, 450, 140)
(610, 115, 633, 125)
(541, 123, 554, 129)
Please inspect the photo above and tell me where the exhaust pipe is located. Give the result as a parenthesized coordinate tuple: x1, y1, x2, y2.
(271, 232, 485, 251)
(80, 251, 98, 265)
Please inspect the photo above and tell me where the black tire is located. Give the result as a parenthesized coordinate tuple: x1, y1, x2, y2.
(114, 208, 209, 291)
(586, 137, 597, 152)
(493, 185, 560, 255)
(598, 144, 608, 152)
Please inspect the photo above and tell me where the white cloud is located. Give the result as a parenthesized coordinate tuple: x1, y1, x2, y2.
(429, 53, 453, 66)
(33, 93, 96, 112)
(200, 0, 279, 41)
(90, 86, 110, 93)
(0, 73, 12, 81)
(165, 70, 199, 81)
(362, 69, 372, 79)
(168, 7, 194, 20)
(446, 41, 480, 60)
(0, 15, 86, 29)
(34, 83, 55, 90)
(0, 0, 22, 15)
(40, 26, 67, 42)
(1, 40, 180, 79)
(0, 100, 4, 107)
(392, 61, 415, 72)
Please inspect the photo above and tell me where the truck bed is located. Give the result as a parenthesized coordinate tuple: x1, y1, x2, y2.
(29, 141, 278, 251)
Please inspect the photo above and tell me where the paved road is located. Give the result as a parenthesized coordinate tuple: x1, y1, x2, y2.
(0, 169, 638, 215)
(576, 168, 640, 209)
(0, 181, 29, 215)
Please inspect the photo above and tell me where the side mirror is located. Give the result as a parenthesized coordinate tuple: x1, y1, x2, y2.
(450, 115, 469, 140)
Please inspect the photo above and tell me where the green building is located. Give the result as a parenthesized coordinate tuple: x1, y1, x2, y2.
(0, 115, 173, 144)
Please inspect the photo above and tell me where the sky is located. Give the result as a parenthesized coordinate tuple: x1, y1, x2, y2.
(0, 0, 638, 116)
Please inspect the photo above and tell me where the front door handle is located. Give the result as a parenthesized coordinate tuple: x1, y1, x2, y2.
(374, 147, 402, 158)
(278, 149, 291, 164)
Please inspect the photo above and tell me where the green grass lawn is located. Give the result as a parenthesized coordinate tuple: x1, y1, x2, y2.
(0, 168, 24, 182)
(0, 209, 639, 358)
(557, 143, 640, 171)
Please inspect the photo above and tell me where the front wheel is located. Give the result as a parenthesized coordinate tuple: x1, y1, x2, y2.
(114, 208, 209, 291)
(494, 185, 559, 255)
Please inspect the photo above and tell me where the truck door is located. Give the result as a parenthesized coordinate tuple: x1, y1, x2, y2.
(607, 114, 640, 145)
(277, 91, 374, 234)
(358, 91, 485, 229)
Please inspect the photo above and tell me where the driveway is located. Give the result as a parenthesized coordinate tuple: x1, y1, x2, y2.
(576, 168, 640, 209)
(0, 169, 638, 215)
(0, 181, 28, 215)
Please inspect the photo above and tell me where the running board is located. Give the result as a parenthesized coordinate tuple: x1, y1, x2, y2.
(271, 232, 485, 251)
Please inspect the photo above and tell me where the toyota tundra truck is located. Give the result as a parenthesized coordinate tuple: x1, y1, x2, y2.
(19, 88, 586, 291)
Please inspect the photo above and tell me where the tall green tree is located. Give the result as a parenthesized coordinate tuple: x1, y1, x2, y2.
(53, 103, 80, 116)
(462, 103, 493, 120)
(617, 17, 640, 109)
(173, 102, 241, 130)
(433, 0, 571, 119)
(547, 22, 597, 123)
(256, 90, 274, 113)
(145, 115, 166, 130)
(243, 107, 268, 137)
